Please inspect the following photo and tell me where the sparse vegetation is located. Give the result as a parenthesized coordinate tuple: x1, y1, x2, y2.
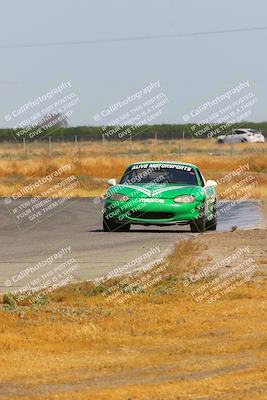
(0, 122, 267, 142)
(0, 236, 266, 399)
(0, 139, 266, 198)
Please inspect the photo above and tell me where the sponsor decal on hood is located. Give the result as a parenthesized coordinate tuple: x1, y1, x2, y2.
(110, 184, 199, 199)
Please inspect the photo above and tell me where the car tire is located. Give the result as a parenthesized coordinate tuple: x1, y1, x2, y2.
(206, 204, 217, 231)
(241, 138, 247, 143)
(190, 205, 206, 233)
(103, 217, 130, 232)
(218, 139, 224, 144)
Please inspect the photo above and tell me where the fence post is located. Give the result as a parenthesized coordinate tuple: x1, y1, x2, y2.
(210, 134, 213, 155)
(231, 143, 234, 156)
(23, 137, 27, 158)
(74, 135, 79, 154)
(180, 131, 185, 154)
(102, 134, 105, 155)
(129, 133, 132, 155)
(48, 136, 52, 157)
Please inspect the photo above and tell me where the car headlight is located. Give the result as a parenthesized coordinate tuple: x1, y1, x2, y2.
(111, 193, 129, 201)
(173, 195, 195, 203)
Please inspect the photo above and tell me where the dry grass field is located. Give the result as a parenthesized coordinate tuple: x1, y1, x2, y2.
(0, 139, 266, 399)
(0, 234, 266, 399)
(0, 139, 266, 199)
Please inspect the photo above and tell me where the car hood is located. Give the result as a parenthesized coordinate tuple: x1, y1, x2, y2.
(107, 184, 203, 199)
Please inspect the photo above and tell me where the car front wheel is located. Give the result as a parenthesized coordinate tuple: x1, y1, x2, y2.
(206, 204, 217, 231)
(190, 206, 206, 233)
(103, 217, 130, 232)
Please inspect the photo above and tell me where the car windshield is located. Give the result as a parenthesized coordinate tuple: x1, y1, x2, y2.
(247, 129, 260, 134)
(120, 164, 198, 185)
(234, 129, 259, 135)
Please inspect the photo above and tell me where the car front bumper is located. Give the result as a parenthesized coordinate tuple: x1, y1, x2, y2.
(104, 198, 203, 225)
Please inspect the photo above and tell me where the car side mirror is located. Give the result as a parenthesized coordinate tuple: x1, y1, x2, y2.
(206, 179, 217, 187)
(107, 178, 117, 186)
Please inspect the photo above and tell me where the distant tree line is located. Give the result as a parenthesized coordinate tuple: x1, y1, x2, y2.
(0, 122, 266, 142)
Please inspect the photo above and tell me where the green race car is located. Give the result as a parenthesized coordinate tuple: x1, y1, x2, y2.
(103, 161, 217, 233)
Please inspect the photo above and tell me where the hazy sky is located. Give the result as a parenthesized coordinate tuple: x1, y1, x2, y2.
(0, 0, 266, 127)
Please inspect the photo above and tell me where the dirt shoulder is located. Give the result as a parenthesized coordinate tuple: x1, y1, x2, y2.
(0, 208, 266, 400)
(197, 200, 267, 278)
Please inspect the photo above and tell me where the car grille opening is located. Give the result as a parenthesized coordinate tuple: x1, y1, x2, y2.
(129, 211, 175, 220)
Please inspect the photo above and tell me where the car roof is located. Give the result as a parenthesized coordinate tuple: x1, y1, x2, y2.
(234, 128, 258, 133)
(128, 161, 198, 169)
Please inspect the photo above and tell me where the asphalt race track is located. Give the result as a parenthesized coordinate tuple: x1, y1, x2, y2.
(0, 198, 264, 294)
